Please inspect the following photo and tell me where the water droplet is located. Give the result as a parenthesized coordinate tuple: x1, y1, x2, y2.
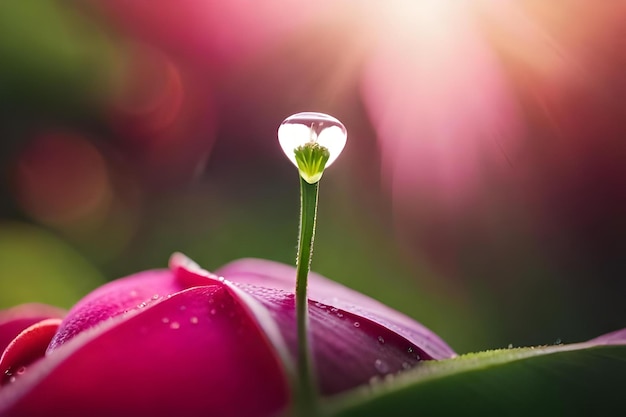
(278, 112, 347, 170)
(190, 317, 199, 324)
(508, 343, 513, 349)
(16, 366, 26, 375)
(137, 302, 147, 308)
(353, 322, 360, 328)
(336, 312, 343, 318)
(407, 346, 414, 353)
(555, 338, 562, 345)
(374, 359, 390, 374)
(162, 317, 170, 324)
(377, 336, 385, 345)
(218, 276, 225, 282)
(152, 294, 159, 300)
(210, 308, 217, 315)
(330, 308, 338, 313)
(369, 375, 381, 386)
(170, 322, 180, 330)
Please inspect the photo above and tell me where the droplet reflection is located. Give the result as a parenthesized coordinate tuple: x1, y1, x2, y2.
(278, 112, 347, 170)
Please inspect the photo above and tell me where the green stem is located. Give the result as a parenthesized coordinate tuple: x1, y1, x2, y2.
(295, 176, 320, 416)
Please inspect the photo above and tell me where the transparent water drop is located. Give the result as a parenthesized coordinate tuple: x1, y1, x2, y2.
(190, 316, 199, 324)
(210, 308, 217, 315)
(170, 322, 180, 330)
(369, 375, 381, 386)
(278, 112, 347, 175)
(353, 321, 360, 328)
(162, 317, 170, 324)
(374, 359, 390, 374)
(377, 336, 385, 345)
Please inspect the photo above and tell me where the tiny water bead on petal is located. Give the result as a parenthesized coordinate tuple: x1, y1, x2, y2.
(278, 112, 348, 184)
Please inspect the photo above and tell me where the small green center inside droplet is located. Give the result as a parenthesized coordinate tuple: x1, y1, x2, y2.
(294, 142, 330, 184)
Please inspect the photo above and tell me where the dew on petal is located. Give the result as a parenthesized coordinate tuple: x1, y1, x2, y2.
(278, 112, 347, 169)
(377, 336, 385, 344)
(169, 322, 180, 330)
(368, 375, 381, 386)
(162, 317, 170, 324)
(374, 359, 390, 374)
(190, 316, 199, 324)
(353, 321, 360, 328)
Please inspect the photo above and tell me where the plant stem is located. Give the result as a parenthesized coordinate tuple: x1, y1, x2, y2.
(295, 176, 319, 416)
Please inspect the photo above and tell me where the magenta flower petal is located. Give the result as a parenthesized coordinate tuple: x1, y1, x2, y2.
(1, 286, 289, 417)
(586, 328, 626, 346)
(217, 258, 455, 358)
(215, 258, 456, 394)
(0, 318, 62, 386)
(47, 268, 194, 352)
(0, 304, 65, 355)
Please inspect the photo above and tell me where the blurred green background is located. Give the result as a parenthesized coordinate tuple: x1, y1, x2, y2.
(1, 0, 624, 354)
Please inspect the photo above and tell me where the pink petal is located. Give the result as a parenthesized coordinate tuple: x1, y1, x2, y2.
(216, 258, 456, 394)
(217, 258, 455, 358)
(0, 304, 65, 354)
(586, 328, 626, 346)
(0, 319, 62, 386)
(47, 268, 198, 353)
(1, 286, 289, 417)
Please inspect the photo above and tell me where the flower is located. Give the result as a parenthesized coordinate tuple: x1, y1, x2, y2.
(0, 253, 454, 417)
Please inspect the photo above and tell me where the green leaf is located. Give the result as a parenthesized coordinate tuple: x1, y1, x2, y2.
(325, 340, 626, 417)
